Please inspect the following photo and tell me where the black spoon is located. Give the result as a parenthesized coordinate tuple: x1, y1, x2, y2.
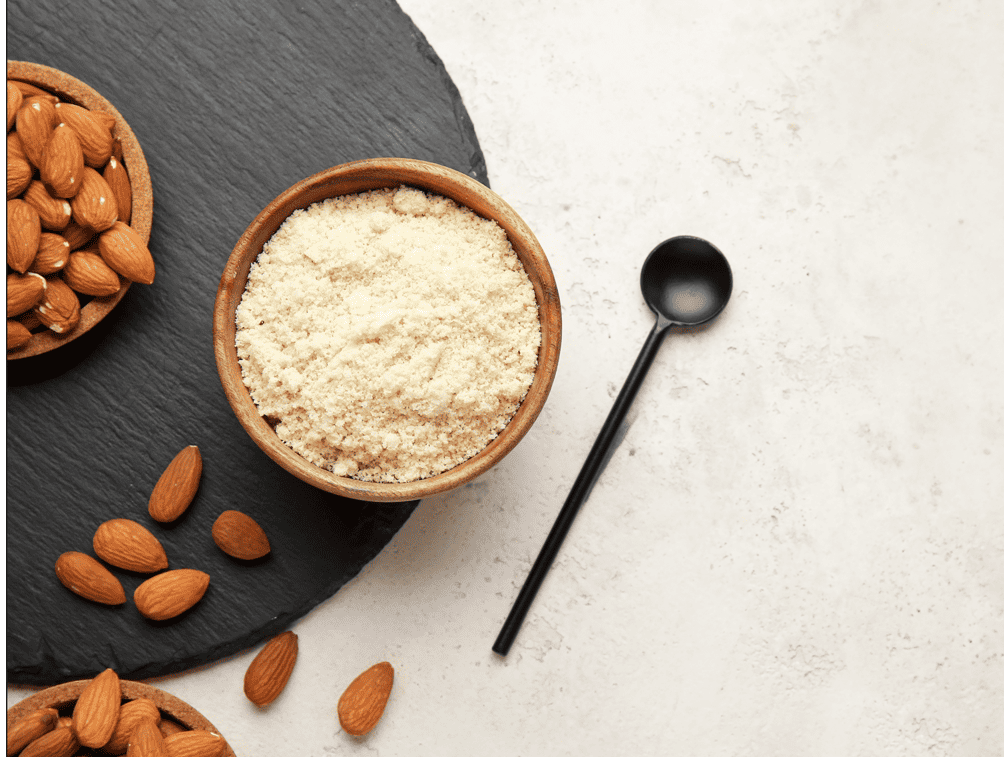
(493, 236, 733, 656)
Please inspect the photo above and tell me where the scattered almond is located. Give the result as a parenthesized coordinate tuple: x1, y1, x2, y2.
(54, 551, 126, 605)
(63, 249, 122, 297)
(33, 276, 81, 334)
(134, 569, 210, 621)
(98, 220, 155, 284)
(55, 101, 114, 168)
(18, 725, 78, 757)
(243, 631, 298, 707)
(15, 98, 55, 167)
(28, 233, 71, 275)
(212, 510, 271, 560)
(103, 697, 161, 754)
(71, 166, 118, 231)
(104, 143, 132, 225)
(7, 706, 59, 755)
(337, 661, 394, 737)
(126, 718, 169, 757)
(7, 197, 41, 273)
(93, 518, 169, 573)
(23, 179, 73, 230)
(162, 730, 226, 757)
(39, 122, 85, 199)
(148, 446, 203, 523)
(73, 667, 121, 749)
(7, 272, 47, 318)
(7, 319, 33, 350)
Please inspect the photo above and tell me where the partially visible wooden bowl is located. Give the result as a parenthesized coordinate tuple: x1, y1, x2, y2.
(6, 60, 153, 360)
(6, 678, 235, 756)
(214, 157, 561, 503)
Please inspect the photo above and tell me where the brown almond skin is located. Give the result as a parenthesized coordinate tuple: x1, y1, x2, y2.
(34, 276, 81, 334)
(62, 218, 96, 250)
(16, 98, 55, 167)
(10, 81, 57, 101)
(157, 720, 186, 739)
(126, 718, 169, 757)
(7, 80, 23, 131)
(18, 725, 78, 757)
(7, 198, 41, 273)
(104, 697, 162, 754)
(212, 510, 271, 560)
(149, 446, 202, 523)
(7, 153, 33, 199)
(7, 272, 47, 318)
(54, 551, 126, 605)
(93, 518, 169, 573)
(55, 101, 114, 168)
(63, 250, 122, 297)
(104, 143, 132, 225)
(73, 668, 121, 749)
(39, 123, 85, 199)
(337, 661, 394, 736)
(7, 706, 59, 755)
(162, 730, 226, 757)
(98, 220, 155, 284)
(7, 319, 33, 350)
(28, 233, 71, 275)
(23, 179, 73, 231)
(71, 166, 119, 232)
(243, 631, 298, 706)
(134, 569, 210, 621)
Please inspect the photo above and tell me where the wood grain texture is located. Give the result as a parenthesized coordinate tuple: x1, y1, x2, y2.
(6, 0, 486, 685)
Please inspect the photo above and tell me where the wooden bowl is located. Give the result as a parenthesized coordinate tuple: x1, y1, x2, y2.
(6, 678, 235, 756)
(6, 60, 153, 360)
(214, 157, 561, 502)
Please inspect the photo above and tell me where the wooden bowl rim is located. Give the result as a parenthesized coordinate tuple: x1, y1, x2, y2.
(214, 157, 561, 502)
(6, 678, 235, 756)
(6, 60, 154, 360)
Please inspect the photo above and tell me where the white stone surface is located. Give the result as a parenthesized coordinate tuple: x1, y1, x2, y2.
(9, 1, 1004, 754)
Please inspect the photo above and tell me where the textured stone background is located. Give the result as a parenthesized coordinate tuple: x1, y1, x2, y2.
(9, 1, 1004, 754)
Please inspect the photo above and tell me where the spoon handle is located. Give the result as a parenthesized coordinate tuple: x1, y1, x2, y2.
(492, 319, 672, 656)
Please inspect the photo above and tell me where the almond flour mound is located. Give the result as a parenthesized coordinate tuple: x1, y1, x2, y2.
(235, 185, 541, 483)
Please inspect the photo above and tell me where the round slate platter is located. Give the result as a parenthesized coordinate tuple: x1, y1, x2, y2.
(6, 0, 488, 686)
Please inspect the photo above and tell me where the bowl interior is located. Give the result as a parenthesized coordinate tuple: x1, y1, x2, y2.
(214, 158, 561, 502)
(6, 60, 153, 360)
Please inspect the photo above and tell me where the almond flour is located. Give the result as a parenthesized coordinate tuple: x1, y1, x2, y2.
(235, 186, 541, 483)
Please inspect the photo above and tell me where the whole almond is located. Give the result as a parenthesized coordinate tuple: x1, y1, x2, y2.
(16, 98, 56, 167)
(103, 697, 161, 754)
(55, 102, 114, 168)
(149, 446, 202, 523)
(104, 143, 132, 225)
(7, 153, 33, 199)
(162, 730, 226, 757)
(7, 706, 59, 755)
(157, 720, 186, 739)
(7, 198, 41, 273)
(23, 180, 73, 231)
(93, 519, 169, 573)
(34, 276, 81, 334)
(8, 319, 33, 350)
(28, 233, 71, 275)
(7, 80, 23, 131)
(134, 569, 210, 621)
(8, 130, 28, 161)
(54, 551, 126, 605)
(39, 123, 84, 198)
(73, 668, 121, 749)
(62, 218, 96, 250)
(18, 725, 78, 757)
(7, 272, 47, 318)
(63, 250, 122, 296)
(337, 661, 394, 737)
(98, 221, 155, 284)
(71, 166, 118, 231)
(212, 510, 271, 561)
(10, 81, 58, 101)
(126, 718, 168, 757)
(243, 631, 298, 706)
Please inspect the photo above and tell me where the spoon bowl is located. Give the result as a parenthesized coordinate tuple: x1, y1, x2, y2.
(641, 236, 733, 326)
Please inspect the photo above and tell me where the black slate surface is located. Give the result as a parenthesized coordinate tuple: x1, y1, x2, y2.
(6, 0, 488, 686)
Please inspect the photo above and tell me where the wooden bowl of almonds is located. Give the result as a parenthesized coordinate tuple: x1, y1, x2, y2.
(214, 157, 562, 502)
(6, 60, 154, 360)
(6, 671, 235, 757)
